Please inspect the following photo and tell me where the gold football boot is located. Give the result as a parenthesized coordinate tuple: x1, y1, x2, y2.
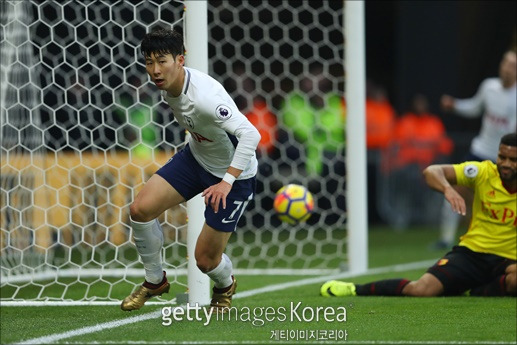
(121, 272, 170, 311)
(209, 276, 237, 313)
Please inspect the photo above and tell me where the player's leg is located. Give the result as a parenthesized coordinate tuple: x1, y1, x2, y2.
(195, 223, 237, 311)
(505, 264, 517, 295)
(195, 223, 233, 274)
(128, 145, 202, 286)
(469, 263, 517, 297)
(321, 278, 410, 297)
(322, 246, 480, 297)
(321, 274, 443, 297)
(196, 177, 255, 311)
(130, 174, 186, 222)
(121, 174, 186, 311)
(130, 174, 185, 282)
(122, 147, 201, 311)
(401, 273, 443, 296)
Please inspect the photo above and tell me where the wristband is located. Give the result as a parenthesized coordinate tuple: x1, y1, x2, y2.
(223, 173, 236, 185)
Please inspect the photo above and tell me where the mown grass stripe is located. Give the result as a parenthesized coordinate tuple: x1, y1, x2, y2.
(14, 260, 436, 344)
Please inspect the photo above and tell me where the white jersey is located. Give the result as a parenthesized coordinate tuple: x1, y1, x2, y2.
(162, 67, 259, 179)
(454, 78, 517, 161)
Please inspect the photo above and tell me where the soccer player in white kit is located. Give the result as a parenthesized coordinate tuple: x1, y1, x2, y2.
(433, 49, 516, 249)
(121, 28, 261, 312)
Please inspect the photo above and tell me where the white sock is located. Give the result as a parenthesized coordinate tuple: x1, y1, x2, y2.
(207, 253, 233, 288)
(131, 217, 164, 284)
(440, 200, 460, 244)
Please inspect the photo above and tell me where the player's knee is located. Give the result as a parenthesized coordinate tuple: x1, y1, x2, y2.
(403, 283, 435, 296)
(194, 249, 219, 272)
(196, 257, 216, 273)
(403, 277, 442, 297)
(505, 271, 517, 295)
(129, 200, 154, 222)
(505, 263, 517, 274)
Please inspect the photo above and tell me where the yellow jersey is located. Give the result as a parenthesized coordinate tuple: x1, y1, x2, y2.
(455, 160, 517, 260)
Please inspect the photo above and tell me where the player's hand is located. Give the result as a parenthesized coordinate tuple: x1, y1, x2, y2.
(444, 186, 466, 216)
(202, 181, 232, 213)
(440, 95, 455, 111)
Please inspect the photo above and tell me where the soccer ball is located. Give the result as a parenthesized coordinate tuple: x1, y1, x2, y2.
(273, 184, 314, 224)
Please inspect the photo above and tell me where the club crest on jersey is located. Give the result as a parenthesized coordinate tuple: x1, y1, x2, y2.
(464, 164, 479, 178)
(215, 104, 232, 120)
(184, 115, 194, 129)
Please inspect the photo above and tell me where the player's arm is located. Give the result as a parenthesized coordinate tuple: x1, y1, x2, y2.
(220, 117, 260, 184)
(203, 118, 260, 213)
(227, 118, 261, 175)
(422, 164, 467, 216)
(445, 80, 488, 118)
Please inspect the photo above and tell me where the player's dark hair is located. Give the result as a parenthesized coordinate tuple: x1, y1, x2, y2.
(500, 132, 517, 147)
(141, 28, 184, 58)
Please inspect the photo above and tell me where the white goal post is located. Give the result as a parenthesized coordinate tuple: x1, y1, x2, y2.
(0, 0, 367, 305)
(184, 0, 210, 307)
(345, 1, 368, 274)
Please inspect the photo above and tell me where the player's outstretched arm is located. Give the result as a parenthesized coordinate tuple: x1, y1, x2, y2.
(423, 164, 467, 216)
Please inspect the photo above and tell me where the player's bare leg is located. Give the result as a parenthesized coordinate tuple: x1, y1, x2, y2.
(505, 264, 517, 295)
(195, 224, 236, 312)
(401, 273, 444, 296)
(130, 174, 186, 222)
(121, 175, 185, 311)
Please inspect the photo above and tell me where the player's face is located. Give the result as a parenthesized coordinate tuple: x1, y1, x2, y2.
(145, 52, 185, 96)
(496, 144, 517, 183)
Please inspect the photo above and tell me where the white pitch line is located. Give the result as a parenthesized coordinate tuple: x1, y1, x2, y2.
(15, 260, 435, 345)
(234, 259, 436, 299)
(16, 311, 162, 344)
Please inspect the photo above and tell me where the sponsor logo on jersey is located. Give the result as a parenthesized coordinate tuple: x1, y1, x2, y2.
(191, 132, 213, 143)
(481, 201, 517, 225)
(464, 164, 478, 178)
(486, 190, 496, 198)
(215, 104, 232, 120)
(437, 259, 448, 266)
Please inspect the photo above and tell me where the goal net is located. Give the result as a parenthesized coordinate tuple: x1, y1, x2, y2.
(1, 0, 352, 304)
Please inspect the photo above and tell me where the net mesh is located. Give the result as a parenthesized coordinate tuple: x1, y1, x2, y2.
(0, 0, 346, 302)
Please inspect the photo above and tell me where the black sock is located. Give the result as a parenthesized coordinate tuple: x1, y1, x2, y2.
(470, 275, 506, 296)
(355, 278, 410, 296)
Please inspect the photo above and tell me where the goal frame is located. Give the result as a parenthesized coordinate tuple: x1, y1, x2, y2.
(0, 0, 367, 306)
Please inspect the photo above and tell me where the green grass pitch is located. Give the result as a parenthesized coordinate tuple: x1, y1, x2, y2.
(1, 226, 516, 344)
